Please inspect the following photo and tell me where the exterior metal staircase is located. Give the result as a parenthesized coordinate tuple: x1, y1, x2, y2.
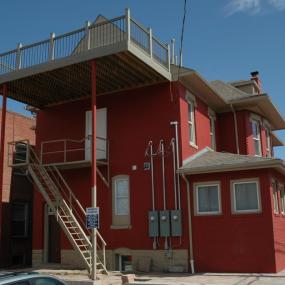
(8, 140, 108, 275)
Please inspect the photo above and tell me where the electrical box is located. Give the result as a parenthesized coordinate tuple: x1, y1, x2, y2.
(170, 210, 182, 236)
(159, 210, 170, 237)
(148, 211, 159, 237)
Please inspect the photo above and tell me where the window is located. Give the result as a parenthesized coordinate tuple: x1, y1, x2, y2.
(209, 115, 216, 150)
(12, 202, 29, 237)
(195, 183, 221, 215)
(31, 277, 66, 285)
(112, 175, 130, 228)
(265, 126, 271, 157)
(252, 120, 262, 156)
(232, 180, 261, 213)
(188, 101, 196, 146)
(280, 185, 285, 215)
(272, 181, 279, 214)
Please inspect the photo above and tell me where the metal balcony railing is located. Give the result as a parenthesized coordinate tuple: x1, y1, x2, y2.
(0, 9, 170, 76)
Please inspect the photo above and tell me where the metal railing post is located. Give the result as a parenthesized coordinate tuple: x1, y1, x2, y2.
(16, 43, 22, 70)
(167, 44, 171, 71)
(148, 28, 153, 58)
(125, 8, 131, 45)
(49, 32, 55, 61)
(85, 21, 91, 50)
(40, 142, 43, 164)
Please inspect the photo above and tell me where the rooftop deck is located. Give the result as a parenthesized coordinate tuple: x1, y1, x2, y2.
(0, 9, 172, 108)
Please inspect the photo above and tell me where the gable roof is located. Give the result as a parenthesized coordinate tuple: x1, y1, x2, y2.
(178, 148, 285, 175)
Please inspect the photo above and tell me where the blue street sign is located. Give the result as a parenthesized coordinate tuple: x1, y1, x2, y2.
(86, 207, 99, 229)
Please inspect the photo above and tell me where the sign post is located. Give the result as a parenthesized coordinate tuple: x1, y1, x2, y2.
(86, 207, 99, 229)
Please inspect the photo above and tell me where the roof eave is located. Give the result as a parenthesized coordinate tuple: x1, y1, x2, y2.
(178, 159, 285, 175)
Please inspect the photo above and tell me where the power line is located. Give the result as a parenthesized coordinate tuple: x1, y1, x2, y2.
(178, 0, 188, 81)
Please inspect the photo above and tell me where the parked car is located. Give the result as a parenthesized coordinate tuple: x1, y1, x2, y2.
(0, 272, 67, 285)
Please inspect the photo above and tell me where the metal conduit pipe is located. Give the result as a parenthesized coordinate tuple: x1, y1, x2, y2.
(171, 138, 178, 210)
(150, 141, 157, 249)
(231, 104, 240, 154)
(181, 174, 195, 274)
(170, 121, 181, 210)
(160, 140, 167, 211)
(160, 140, 168, 250)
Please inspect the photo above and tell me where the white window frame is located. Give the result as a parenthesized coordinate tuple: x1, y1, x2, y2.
(231, 179, 261, 214)
(114, 177, 130, 216)
(209, 115, 216, 151)
(280, 184, 285, 215)
(188, 100, 196, 146)
(264, 125, 271, 157)
(272, 180, 279, 214)
(194, 182, 222, 215)
(251, 119, 262, 157)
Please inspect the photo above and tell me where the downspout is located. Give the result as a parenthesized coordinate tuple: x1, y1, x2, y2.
(181, 174, 195, 274)
(231, 104, 240, 154)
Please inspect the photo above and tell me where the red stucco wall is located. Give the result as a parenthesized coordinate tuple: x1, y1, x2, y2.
(188, 169, 276, 273)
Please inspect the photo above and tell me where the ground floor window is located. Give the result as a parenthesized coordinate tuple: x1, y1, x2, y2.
(272, 181, 280, 214)
(112, 175, 131, 228)
(231, 180, 261, 214)
(194, 182, 221, 215)
(11, 202, 29, 237)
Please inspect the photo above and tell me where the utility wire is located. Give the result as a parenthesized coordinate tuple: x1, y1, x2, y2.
(178, 0, 188, 81)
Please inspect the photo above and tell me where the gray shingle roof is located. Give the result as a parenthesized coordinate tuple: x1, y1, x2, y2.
(179, 148, 284, 175)
(210, 80, 250, 102)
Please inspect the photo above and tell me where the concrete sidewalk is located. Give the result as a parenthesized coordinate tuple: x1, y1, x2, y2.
(18, 266, 285, 285)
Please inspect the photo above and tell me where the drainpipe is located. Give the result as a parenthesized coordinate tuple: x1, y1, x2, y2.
(181, 174, 195, 274)
(230, 104, 240, 154)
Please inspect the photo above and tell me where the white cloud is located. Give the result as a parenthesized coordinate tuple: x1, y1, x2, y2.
(268, 0, 285, 10)
(226, 0, 285, 15)
(226, 0, 261, 16)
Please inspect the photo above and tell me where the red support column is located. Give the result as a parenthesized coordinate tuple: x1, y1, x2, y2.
(91, 60, 97, 280)
(0, 83, 7, 261)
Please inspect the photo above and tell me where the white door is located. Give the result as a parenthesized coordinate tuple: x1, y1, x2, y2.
(85, 108, 107, 161)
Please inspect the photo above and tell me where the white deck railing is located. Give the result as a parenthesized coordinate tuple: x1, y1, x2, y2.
(0, 9, 170, 76)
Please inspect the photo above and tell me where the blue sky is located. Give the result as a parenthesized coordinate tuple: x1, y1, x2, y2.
(0, 0, 285, 157)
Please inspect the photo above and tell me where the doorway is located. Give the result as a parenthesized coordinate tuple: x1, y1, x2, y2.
(44, 205, 61, 263)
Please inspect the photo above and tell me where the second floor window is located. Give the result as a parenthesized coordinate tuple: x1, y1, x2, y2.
(265, 126, 271, 157)
(280, 185, 285, 215)
(209, 115, 216, 150)
(188, 101, 196, 146)
(252, 119, 261, 156)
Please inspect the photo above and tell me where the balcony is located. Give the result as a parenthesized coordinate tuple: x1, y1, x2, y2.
(0, 9, 171, 108)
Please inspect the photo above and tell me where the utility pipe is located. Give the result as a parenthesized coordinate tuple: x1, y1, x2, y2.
(171, 38, 175, 64)
(171, 139, 178, 210)
(149, 141, 157, 249)
(170, 121, 181, 210)
(181, 174, 195, 274)
(230, 104, 240, 154)
(160, 140, 168, 250)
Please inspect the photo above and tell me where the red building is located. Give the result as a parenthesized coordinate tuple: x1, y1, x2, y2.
(0, 9, 285, 277)
(0, 110, 35, 267)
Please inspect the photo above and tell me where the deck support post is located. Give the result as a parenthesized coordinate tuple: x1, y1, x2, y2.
(0, 84, 7, 250)
(90, 60, 97, 280)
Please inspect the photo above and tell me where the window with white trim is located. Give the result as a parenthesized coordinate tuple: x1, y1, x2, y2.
(280, 185, 285, 215)
(209, 115, 216, 150)
(231, 180, 261, 213)
(188, 101, 196, 146)
(252, 119, 262, 156)
(272, 181, 279, 214)
(265, 126, 271, 157)
(112, 175, 130, 228)
(195, 183, 221, 215)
